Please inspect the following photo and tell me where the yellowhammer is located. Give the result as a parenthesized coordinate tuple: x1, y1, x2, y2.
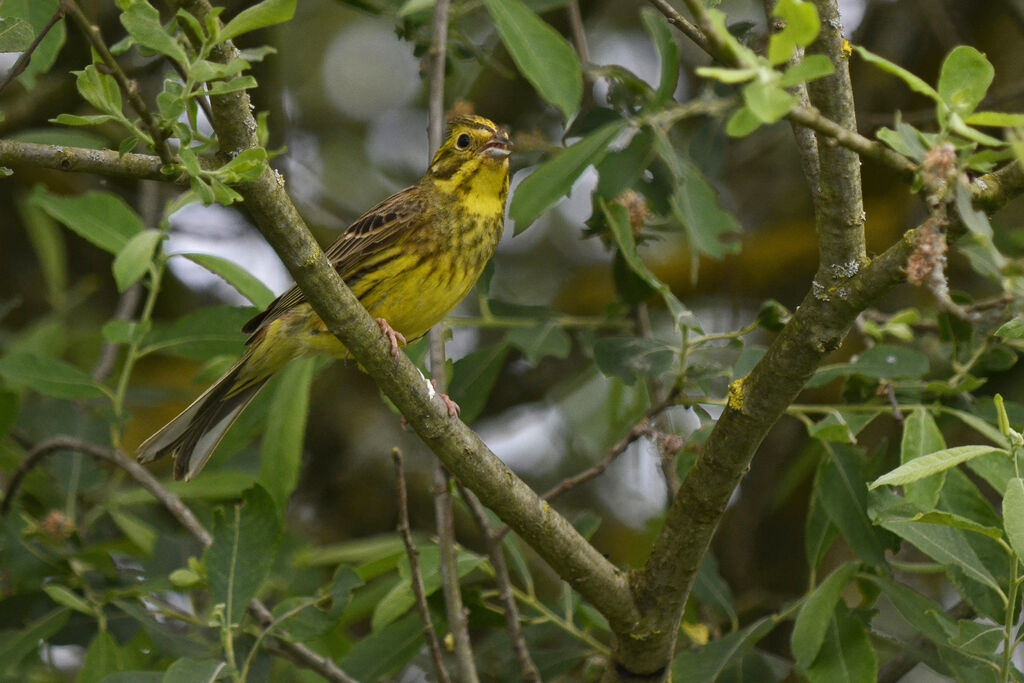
(138, 114, 511, 480)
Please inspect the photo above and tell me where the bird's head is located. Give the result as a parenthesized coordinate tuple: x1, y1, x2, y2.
(427, 115, 511, 199)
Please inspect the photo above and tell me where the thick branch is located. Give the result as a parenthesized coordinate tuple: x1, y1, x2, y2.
(803, 0, 867, 277)
(167, 0, 639, 635)
(0, 139, 171, 180)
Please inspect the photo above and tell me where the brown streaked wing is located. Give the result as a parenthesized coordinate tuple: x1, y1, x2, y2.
(242, 186, 430, 337)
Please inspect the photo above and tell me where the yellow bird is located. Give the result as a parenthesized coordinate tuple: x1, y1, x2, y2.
(138, 115, 511, 480)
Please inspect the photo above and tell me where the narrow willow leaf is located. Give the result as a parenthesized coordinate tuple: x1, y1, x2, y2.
(0, 352, 104, 400)
(791, 562, 858, 670)
(30, 187, 143, 254)
(1003, 478, 1024, 558)
(510, 119, 627, 232)
(900, 408, 946, 508)
(804, 606, 877, 683)
(43, 585, 96, 616)
(937, 45, 993, 117)
(112, 229, 162, 292)
(483, 0, 582, 122)
(671, 615, 776, 681)
(779, 54, 834, 88)
(815, 446, 887, 566)
(77, 631, 123, 683)
(910, 511, 1003, 541)
(878, 517, 1001, 592)
(340, 613, 423, 680)
(162, 659, 226, 683)
(852, 45, 940, 103)
(178, 253, 274, 307)
(258, 358, 315, 511)
(639, 8, 679, 104)
(0, 608, 69, 675)
(966, 111, 1024, 128)
(870, 445, 1008, 489)
(221, 0, 297, 42)
(141, 306, 251, 359)
(205, 484, 281, 623)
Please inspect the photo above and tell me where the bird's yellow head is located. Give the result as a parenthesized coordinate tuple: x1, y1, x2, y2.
(426, 115, 511, 206)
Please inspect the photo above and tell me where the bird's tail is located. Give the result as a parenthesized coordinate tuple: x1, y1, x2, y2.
(137, 353, 270, 481)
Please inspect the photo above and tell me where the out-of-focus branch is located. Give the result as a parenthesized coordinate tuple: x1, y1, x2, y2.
(166, 0, 640, 637)
(458, 483, 541, 682)
(393, 450, 451, 683)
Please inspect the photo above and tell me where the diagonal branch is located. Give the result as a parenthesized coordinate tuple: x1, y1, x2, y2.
(165, 0, 640, 636)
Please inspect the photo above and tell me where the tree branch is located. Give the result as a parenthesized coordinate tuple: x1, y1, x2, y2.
(0, 139, 173, 180)
(393, 450, 451, 683)
(166, 0, 640, 636)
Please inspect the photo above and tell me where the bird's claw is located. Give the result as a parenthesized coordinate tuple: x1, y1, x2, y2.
(376, 318, 407, 358)
(430, 380, 461, 418)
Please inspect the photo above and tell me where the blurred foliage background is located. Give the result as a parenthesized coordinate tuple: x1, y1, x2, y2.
(3, 0, 1024, 680)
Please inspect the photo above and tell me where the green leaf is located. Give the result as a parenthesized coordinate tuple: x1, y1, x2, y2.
(671, 615, 776, 682)
(189, 58, 250, 83)
(205, 75, 258, 95)
(43, 584, 95, 616)
(272, 567, 361, 641)
(341, 612, 423, 680)
(102, 320, 150, 345)
(0, 352, 104, 399)
(593, 336, 674, 384)
(810, 344, 929, 386)
(870, 445, 1008, 489)
(937, 46, 993, 118)
(142, 306, 251, 359)
(510, 119, 627, 232)
(119, 1, 188, 66)
(372, 546, 486, 630)
(694, 65, 759, 84)
(742, 80, 797, 123)
(0, 16, 35, 52)
(112, 229, 162, 292)
(162, 658, 226, 683)
(258, 358, 315, 511)
(1003, 478, 1024, 558)
(602, 197, 694, 328)
(30, 187, 144, 254)
(483, 0, 582, 122)
(51, 113, 123, 127)
(78, 631, 124, 683)
(177, 253, 274, 308)
(804, 606, 877, 683)
(852, 44, 940, 103)
(908, 510, 1003, 541)
(725, 105, 762, 137)
(779, 54, 834, 88)
(109, 508, 158, 555)
(791, 562, 858, 670)
(1, 0, 65, 89)
(111, 469, 257, 506)
(876, 120, 930, 162)
(0, 608, 69, 676)
(692, 553, 737, 626)
(506, 322, 571, 365)
(805, 493, 837, 573)
(996, 316, 1024, 340)
(768, 0, 821, 65)
(900, 408, 946, 508)
(939, 407, 1010, 449)
(807, 412, 855, 444)
(449, 343, 510, 424)
(954, 180, 992, 238)
(212, 147, 267, 183)
(74, 65, 124, 117)
(866, 575, 956, 644)
(0, 391, 19, 440)
(878, 515, 1001, 592)
(205, 484, 282, 623)
(667, 163, 742, 261)
(965, 111, 1024, 128)
(640, 8, 679, 105)
(220, 0, 297, 42)
(815, 445, 887, 566)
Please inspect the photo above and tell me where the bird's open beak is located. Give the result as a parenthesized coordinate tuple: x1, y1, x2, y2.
(480, 131, 512, 159)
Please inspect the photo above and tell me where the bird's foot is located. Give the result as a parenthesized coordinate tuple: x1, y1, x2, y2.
(431, 380, 461, 418)
(375, 318, 407, 358)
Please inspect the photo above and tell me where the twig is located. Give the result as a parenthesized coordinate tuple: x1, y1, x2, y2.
(62, 0, 176, 165)
(565, 0, 589, 65)
(92, 284, 144, 382)
(645, 0, 918, 179)
(1, 437, 359, 683)
(0, 3, 66, 97)
(457, 483, 541, 682)
(426, 0, 452, 153)
(392, 450, 451, 683)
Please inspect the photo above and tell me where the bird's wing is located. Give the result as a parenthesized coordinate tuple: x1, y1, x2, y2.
(242, 186, 429, 337)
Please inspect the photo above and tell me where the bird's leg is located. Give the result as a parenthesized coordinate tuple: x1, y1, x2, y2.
(375, 318, 407, 358)
(431, 379, 461, 418)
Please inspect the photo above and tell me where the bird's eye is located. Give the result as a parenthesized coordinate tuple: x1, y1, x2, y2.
(455, 133, 471, 149)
